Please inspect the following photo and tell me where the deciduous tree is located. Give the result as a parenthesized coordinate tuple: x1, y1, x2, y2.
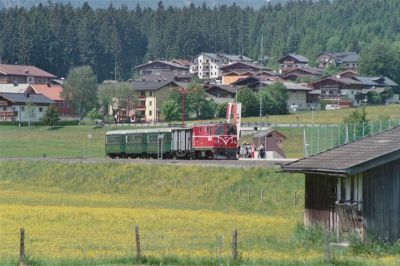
(63, 66, 97, 120)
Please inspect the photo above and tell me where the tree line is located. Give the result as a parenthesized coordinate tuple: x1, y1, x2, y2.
(1, 0, 400, 82)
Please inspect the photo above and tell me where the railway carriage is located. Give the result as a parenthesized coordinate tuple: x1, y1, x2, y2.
(105, 123, 238, 160)
(105, 130, 126, 158)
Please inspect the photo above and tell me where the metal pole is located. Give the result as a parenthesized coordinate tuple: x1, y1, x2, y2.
(182, 92, 185, 128)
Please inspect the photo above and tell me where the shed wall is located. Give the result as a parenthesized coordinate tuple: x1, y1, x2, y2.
(304, 174, 338, 228)
(363, 159, 400, 242)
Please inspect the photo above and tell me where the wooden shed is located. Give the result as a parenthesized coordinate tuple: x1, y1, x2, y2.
(281, 126, 400, 242)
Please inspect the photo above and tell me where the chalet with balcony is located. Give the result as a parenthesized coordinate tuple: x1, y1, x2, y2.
(311, 77, 364, 107)
(282, 126, 400, 243)
(311, 75, 399, 107)
(0, 63, 56, 84)
(204, 84, 240, 103)
(0, 92, 53, 122)
(220, 62, 274, 84)
(317, 52, 359, 70)
(278, 53, 309, 74)
(131, 80, 179, 122)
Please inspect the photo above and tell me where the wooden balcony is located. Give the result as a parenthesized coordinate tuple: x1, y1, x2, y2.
(0, 111, 17, 117)
(135, 105, 146, 111)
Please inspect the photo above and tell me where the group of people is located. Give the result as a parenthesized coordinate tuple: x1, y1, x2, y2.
(237, 143, 266, 159)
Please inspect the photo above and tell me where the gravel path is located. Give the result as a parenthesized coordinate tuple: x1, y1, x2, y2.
(0, 157, 296, 168)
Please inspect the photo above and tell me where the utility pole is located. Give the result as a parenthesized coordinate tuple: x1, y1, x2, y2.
(178, 88, 188, 128)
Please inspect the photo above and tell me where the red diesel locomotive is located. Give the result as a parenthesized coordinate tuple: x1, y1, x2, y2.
(191, 123, 238, 159)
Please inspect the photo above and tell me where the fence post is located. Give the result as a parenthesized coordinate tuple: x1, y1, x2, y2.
(218, 235, 223, 266)
(260, 189, 264, 202)
(293, 190, 297, 206)
(19, 227, 25, 266)
(232, 229, 238, 261)
(323, 226, 331, 265)
(135, 225, 141, 263)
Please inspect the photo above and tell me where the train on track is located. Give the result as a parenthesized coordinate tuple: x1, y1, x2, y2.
(105, 123, 238, 159)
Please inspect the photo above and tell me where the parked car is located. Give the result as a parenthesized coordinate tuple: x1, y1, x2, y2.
(325, 104, 340, 110)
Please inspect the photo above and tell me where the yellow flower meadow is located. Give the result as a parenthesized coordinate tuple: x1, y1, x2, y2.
(0, 200, 306, 261)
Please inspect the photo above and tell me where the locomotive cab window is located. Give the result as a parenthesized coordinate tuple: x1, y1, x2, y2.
(215, 126, 225, 135)
(227, 126, 236, 135)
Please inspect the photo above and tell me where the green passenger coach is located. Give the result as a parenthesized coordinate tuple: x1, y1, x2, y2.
(105, 128, 173, 159)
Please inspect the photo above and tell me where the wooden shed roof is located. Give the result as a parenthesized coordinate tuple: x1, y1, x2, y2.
(282, 126, 400, 176)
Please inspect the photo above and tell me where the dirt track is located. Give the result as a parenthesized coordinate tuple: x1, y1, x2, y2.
(0, 157, 296, 168)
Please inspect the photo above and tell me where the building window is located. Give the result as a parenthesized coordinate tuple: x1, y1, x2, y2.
(149, 101, 152, 106)
(149, 110, 152, 116)
(39, 107, 43, 112)
(21, 107, 25, 111)
(149, 91, 153, 96)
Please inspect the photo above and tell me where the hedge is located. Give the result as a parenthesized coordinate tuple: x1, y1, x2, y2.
(0, 120, 79, 126)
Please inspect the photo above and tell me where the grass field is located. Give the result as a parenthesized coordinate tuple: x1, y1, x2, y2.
(0, 104, 399, 159)
(243, 104, 400, 125)
(1, 161, 399, 265)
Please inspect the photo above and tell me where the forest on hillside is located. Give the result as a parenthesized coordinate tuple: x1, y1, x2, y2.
(0, 0, 399, 81)
(0, 0, 295, 9)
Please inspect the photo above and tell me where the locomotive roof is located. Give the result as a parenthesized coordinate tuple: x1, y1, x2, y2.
(192, 123, 235, 126)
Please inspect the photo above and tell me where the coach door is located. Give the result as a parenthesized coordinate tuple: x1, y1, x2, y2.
(157, 133, 164, 159)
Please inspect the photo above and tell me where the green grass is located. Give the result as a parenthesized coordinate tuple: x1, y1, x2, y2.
(0, 105, 399, 159)
(245, 104, 400, 125)
(1, 161, 399, 265)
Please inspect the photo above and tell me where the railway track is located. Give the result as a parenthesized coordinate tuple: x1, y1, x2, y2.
(0, 157, 296, 168)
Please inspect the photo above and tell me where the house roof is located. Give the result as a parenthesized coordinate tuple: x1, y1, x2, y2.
(283, 67, 324, 76)
(282, 126, 400, 176)
(31, 84, 63, 101)
(311, 76, 363, 87)
(0, 83, 33, 93)
(0, 92, 53, 104)
(194, 52, 254, 63)
(337, 70, 358, 77)
(282, 82, 312, 91)
(353, 76, 398, 87)
(205, 84, 239, 94)
(220, 61, 270, 71)
(341, 53, 359, 63)
(171, 59, 191, 67)
(0, 63, 56, 78)
(131, 80, 176, 91)
(278, 53, 309, 63)
(134, 60, 189, 70)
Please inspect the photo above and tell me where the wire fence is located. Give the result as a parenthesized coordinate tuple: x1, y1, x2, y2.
(304, 118, 400, 156)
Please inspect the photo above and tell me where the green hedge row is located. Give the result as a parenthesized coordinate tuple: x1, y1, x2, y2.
(0, 120, 79, 126)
